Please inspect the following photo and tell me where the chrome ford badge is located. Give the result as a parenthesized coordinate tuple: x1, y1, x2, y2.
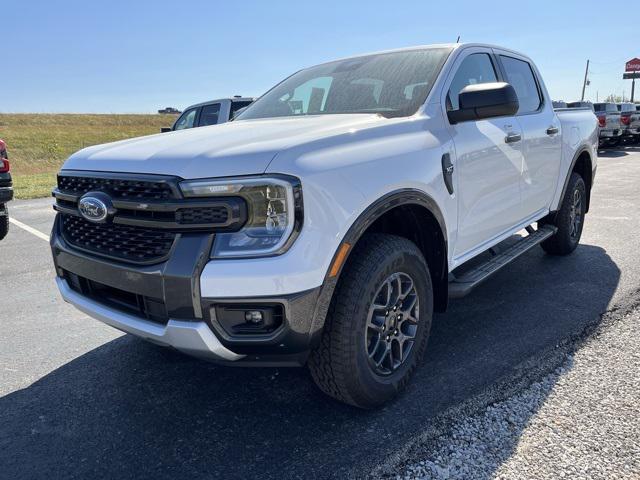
(78, 195, 109, 223)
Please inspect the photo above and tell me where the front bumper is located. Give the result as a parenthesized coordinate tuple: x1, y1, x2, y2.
(57, 276, 243, 361)
(51, 214, 326, 365)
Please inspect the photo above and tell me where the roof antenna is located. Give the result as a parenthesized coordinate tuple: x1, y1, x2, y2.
(456, 35, 461, 43)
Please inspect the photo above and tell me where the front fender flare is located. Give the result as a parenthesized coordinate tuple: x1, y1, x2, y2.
(307, 189, 449, 346)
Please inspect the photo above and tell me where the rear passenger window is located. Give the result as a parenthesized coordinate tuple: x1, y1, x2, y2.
(447, 53, 498, 111)
(230, 101, 253, 118)
(499, 56, 542, 114)
(199, 103, 221, 126)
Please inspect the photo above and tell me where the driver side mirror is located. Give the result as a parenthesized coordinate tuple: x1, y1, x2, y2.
(447, 82, 519, 124)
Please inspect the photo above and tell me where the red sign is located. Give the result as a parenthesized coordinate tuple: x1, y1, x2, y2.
(626, 58, 640, 72)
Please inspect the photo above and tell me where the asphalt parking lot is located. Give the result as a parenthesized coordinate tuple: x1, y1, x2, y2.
(1, 146, 640, 479)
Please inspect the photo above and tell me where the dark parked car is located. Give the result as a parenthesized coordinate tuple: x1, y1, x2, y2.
(161, 97, 254, 132)
(0, 139, 12, 240)
(158, 107, 182, 114)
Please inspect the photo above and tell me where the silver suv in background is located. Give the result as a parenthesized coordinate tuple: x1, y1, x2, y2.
(594, 102, 622, 147)
(162, 97, 254, 132)
(617, 103, 640, 143)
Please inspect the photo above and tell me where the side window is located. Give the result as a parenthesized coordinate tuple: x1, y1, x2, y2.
(198, 103, 221, 126)
(447, 53, 498, 111)
(499, 56, 542, 114)
(230, 101, 253, 118)
(174, 108, 197, 130)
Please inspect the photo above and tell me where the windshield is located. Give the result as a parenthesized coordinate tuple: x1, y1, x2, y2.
(238, 48, 452, 120)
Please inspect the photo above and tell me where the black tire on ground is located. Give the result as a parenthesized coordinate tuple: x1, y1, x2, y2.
(308, 233, 433, 409)
(0, 205, 8, 241)
(540, 172, 586, 256)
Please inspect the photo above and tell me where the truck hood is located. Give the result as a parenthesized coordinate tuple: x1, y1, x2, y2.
(62, 114, 386, 179)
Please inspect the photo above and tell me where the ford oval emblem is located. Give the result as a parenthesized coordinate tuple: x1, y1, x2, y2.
(78, 196, 109, 223)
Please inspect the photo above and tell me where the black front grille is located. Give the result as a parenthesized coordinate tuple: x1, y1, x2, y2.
(61, 214, 176, 263)
(58, 175, 175, 200)
(176, 206, 229, 225)
(54, 173, 246, 263)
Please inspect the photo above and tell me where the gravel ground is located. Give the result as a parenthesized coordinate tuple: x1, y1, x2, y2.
(387, 294, 640, 480)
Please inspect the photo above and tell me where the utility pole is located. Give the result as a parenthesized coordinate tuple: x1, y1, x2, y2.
(581, 59, 590, 101)
(632, 78, 636, 103)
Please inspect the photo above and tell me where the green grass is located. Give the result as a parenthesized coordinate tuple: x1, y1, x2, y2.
(0, 113, 177, 199)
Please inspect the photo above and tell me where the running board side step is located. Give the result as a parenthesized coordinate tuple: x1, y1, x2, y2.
(448, 225, 557, 299)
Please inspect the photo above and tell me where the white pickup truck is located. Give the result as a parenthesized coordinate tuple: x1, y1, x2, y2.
(51, 43, 598, 408)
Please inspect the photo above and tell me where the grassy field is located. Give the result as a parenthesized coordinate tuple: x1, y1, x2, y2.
(0, 114, 177, 199)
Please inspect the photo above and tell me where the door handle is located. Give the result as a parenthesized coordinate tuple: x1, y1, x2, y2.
(546, 126, 559, 135)
(505, 133, 522, 144)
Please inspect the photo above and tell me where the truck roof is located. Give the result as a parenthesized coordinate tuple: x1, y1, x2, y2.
(308, 43, 534, 70)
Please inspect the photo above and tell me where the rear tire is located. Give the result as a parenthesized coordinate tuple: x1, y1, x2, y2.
(308, 234, 433, 409)
(0, 205, 8, 241)
(540, 172, 586, 255)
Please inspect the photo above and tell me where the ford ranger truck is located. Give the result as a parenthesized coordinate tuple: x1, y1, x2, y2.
(51, 44, 598, 408)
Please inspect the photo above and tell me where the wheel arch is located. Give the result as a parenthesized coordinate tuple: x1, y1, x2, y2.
(308, 189, 449, 347)
(558, 147, 594, 213)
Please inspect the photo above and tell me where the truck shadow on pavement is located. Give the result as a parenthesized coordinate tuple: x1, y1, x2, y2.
(0, 244, 620, 480)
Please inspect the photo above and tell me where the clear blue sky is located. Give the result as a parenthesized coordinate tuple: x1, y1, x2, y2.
(2, 0, 638, 113)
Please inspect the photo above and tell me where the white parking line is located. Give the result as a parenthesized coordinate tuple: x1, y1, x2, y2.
(8, 218, 50, 242)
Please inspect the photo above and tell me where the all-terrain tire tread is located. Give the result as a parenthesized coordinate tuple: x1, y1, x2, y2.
(308, 234, 430, 408)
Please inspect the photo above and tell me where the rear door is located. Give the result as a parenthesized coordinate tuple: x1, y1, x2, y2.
(443, 48, 524, 258)
(496, 53, 562, 218)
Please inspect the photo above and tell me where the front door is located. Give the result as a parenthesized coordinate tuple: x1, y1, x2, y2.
(444, 50, 524, 259)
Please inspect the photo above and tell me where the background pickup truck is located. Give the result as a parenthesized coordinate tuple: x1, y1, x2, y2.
(161, 97, 254, 132)
(594, 102, 622, 146)
(51, 43, 597, 408)
(618, 102, 640, 142)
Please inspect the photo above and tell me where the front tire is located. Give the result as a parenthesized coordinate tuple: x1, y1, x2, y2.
(540, 172, 586, 255)
(0, 205, 8, 241)
(308, 234, 433, 409)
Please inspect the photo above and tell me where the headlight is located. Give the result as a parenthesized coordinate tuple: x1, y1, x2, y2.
(180, 175, 303, 258)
